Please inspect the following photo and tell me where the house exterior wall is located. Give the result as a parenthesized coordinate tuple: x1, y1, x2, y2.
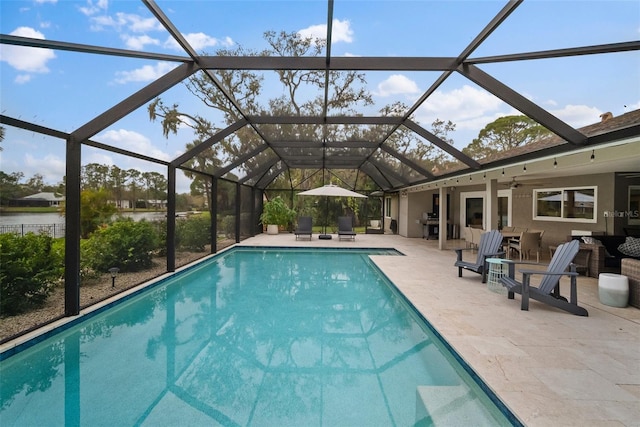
(400, 192, 429, 238)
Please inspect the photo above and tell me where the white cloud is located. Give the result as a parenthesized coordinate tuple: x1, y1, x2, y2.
(417, 85, 504, 125)
(551, 104, 603, 128)
(15, 74, 32, 84)
(375, 74, 420, 97)
(298, 19, 353, 43)
(0, 27, 56, 73)
(97, 129, 171, 162)
(89, 12, 163, 33)
(24, 153, 66, 184)
(79, 0, 108, 16)
(163, 33, 234, 52)
(122, 34, 160, 50)
(113, 61, 177, 84)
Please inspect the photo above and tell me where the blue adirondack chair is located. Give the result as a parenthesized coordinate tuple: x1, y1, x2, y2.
(454, 229, 504, 283)
(500, 239, 588, 316)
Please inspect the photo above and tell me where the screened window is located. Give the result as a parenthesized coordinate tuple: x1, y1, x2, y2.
(533, 187, 597, 223)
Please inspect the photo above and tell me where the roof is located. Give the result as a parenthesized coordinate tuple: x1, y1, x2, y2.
(21, 192, 64, 201)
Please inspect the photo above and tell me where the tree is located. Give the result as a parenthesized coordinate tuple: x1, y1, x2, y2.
(127, 169, 141, 210)
(77, 189, 117, 238)
(463, 115, 551, 159)
(148, 31, 373, 192)
(25, 173, 45, 193)
(0, 171, 24, 204)
(107, 165, 129, 208)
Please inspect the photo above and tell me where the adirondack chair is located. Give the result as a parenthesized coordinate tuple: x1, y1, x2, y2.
(499, 239, 588, 316)
(294, 216, 313, 240)
(454, 229, 504, 283)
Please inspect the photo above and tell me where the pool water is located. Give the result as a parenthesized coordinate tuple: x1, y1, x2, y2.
(1, 247, 518, 426)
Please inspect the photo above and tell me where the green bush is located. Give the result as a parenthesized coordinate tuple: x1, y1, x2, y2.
(82, 218, 159, 273)
(221, 215, 235, 238)
(176, 214, 210, 252)
(0, 233, 63, 316)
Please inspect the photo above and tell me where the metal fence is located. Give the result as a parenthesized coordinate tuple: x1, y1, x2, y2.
(0, 223, 66, 238)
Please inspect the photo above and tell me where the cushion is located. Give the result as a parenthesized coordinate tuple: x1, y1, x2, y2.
(582, 236, 614, 257)
(618, 236, 640, 258)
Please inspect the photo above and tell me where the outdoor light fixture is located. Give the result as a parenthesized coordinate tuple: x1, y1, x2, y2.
(553, 158, 557, 168)
(483, 173, 486, 180)
(109, 267, 120, 288)
(501, 168, 505, 176)
(523, 164, 527, 172)
(590, 150, 595, 162)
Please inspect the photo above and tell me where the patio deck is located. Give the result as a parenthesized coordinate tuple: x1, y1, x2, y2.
(240, 232, 640, 426)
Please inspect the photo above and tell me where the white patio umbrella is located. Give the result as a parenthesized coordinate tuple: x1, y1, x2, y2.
(297, 184, 367, 239)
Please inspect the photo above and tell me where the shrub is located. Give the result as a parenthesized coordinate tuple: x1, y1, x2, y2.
(176, 214, 210, 252)
(82, 218, 159, 273)
(0, 233, 63, 316)
(221, 215, 235, 238)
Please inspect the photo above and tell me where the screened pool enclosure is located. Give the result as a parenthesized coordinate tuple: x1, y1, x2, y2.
(1, 0, 639, 320)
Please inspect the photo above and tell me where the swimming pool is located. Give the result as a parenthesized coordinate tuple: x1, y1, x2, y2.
(1, 247, 519, 426)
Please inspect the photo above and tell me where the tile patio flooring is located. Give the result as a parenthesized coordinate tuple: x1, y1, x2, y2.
(239, 232, 640, 426)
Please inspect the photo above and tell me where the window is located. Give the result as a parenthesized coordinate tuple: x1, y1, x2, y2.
(629, 186, 640, 225)
(533, 187, 596, 222)
(385, 196, 392, 217)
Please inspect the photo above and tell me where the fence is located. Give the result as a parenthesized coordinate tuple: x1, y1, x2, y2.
(0, 223, 66, 238)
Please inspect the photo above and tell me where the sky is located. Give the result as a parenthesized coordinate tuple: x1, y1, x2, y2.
(1, 0, 639, 194)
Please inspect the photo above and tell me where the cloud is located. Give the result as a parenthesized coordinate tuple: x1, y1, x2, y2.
(88, 11, 163, 33)
(97, 129, 172, 162)
(551, 104, 603, 128)
(24, 153, 66, 184)
(375, 74, 420, 97)
(417, 85, 504, 124)
(0, 27, 56, 73)
(113, 61, 177, 84)
(298, 19, 353, 43)
(122, 34, 161, 50)
(79, 0, 108, 16)
(15, 74, 32, 84)
(163, 33, 234, 52)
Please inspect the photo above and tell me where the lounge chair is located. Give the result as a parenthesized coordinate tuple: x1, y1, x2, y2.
(294, 216, 313, 240)
(338, 216, 356, 241)
(500, 239, 588, 316)
(454, 229, 504, 283)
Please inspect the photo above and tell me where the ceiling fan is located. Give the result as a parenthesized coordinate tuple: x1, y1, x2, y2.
(503, 176, 548, 189)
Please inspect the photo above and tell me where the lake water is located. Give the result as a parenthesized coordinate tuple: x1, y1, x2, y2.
(0, 211, 167, 226)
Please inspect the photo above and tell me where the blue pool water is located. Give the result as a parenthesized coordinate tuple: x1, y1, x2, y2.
(1, 247, 518, 426)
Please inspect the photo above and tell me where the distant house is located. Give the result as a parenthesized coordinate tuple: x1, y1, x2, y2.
(109, 199, 132, 209)
(11, 192, 65, 208)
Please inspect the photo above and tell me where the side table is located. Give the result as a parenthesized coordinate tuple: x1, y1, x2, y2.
(486, 258, 507, 295)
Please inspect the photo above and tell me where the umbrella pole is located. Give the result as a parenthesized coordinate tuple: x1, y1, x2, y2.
(319, 195, 332, 239)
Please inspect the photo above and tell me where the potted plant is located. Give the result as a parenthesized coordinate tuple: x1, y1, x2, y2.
(260, 196, 296, 235)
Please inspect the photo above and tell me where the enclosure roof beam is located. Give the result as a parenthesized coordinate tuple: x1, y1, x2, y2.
(171, 119, 248, 167)
(459, 63, 587, 146)
(71, 62, 198, 142)
(214, 144, 270, 178)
